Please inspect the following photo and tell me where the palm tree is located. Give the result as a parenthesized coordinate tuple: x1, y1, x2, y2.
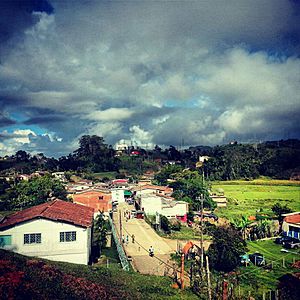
(231, 216, 252, 240)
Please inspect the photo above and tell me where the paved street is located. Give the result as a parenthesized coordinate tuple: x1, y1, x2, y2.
(113, 203, 177, 276)
(112, 203, 211, 277)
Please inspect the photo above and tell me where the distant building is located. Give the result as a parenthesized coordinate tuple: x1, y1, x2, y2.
(137, 194, 188, 222)
(0, 199, 94, 265)
(210, 195, 227, 207)
(73, 190, 112, 218)
(133, 185, 173, 197)
(282, 212, 300, 239)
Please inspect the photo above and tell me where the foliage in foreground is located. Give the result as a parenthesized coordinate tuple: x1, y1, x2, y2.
(0, 250, 196, 300)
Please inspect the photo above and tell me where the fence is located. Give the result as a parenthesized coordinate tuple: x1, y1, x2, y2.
(108, 215, 130, 271)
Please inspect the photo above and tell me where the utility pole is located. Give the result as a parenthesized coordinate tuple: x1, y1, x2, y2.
(119, 210, 122, 244)
(200, 194, 204, 268)
(206, 256, 212, 300)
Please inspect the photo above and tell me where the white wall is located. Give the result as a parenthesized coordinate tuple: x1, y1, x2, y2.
(111, 188, 125, 203)
(0, 218, 91, 265)
(161, 202, 188, 218)
(140, 196, 162, 215)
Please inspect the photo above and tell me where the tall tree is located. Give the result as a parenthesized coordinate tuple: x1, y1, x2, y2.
(208, 226, 247, 273)
(4, 174, 67, 210)
(93, 212, 109, 256)
(272, 202, 292, 232)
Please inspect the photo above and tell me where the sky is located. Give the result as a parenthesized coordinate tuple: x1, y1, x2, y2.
(0, 0, 300, 157)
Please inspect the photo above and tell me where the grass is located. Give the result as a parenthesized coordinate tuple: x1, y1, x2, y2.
(212, 179, 300, 219)
(0, 249, 198, 299)
(237, 239, 300, 295)
(163, 226, 201, 240)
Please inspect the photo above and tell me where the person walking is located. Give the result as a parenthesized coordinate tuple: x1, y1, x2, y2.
(131, 234, 135, 243)
(149, 246, 154, 257)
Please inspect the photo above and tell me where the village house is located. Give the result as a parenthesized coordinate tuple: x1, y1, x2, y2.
(137, 194, 188, 222)
(0, 199, 94, 265)
(72, 190, 112, 218)
(133, 185, 173, 198)
(282, 212, 300, 239)
(209, 194, 227, 207)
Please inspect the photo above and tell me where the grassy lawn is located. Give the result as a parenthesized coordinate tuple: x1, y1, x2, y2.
(164, 226, 202, 240)
(212, 179, 300, 219)
(237, 239, 300, 296)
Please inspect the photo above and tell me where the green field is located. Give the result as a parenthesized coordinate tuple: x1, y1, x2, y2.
(237, 239, 299, 296)
(212, 179, 300, 219)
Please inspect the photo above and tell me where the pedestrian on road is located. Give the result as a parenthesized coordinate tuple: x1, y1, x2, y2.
(131, 234, 135, 243)
(126, 235, 129, 245)
(149, 246, 154, 257)
(122, 235, 125, 244)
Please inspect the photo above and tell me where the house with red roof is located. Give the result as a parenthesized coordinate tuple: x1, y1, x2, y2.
(282, 212, 300, 240)
(72, 190, 112, 217)
(0, 199, 94, 265)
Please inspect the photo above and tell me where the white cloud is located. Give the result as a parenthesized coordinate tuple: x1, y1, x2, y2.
(0, 1, 299, 156)
(87, 108, 133, 121)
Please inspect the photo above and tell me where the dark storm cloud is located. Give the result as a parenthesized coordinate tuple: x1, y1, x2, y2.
(23, 115, 65, 125)
(0, 0, 53, 45)
(0, 0, 299, 156)
(0, 114, 16, 127)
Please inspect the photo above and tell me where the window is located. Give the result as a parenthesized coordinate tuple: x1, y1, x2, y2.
(60, 231, 76, 242)
(24, 233, 41, 244)
(0, 235, 11, 247)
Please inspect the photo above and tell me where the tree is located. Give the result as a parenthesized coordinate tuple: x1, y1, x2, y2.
(208, 226, 247, 272)
(4, 174, 67, 210)
(15, 150, 30, 162)
(73, 135, 119, 172)
(231, 216, 252, 240)
(92, 212, 109, 257)
(160, 215, 171, 233)
(169, 170, 216, 210)
(154, 164, 183, 185)
(272, 202, 292, 232)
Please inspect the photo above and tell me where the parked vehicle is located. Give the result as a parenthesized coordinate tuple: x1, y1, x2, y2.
(274, 236, 294, 244)
(203, 213, 218, 221)
(249, 253, 265, 266)
(282, 238, 300, 249)
(240, 254, 250, 266)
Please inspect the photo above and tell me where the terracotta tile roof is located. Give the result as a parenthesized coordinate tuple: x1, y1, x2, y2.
(73, 191, 112, 213)
(284, 214, 300, 224)
(0, 199, 94, 229)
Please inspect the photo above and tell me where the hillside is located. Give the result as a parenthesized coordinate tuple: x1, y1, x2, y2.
(0, 249, 196, 300)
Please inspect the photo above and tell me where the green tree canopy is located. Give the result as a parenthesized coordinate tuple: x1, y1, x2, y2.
(169, 170, 216, 210)
(73, 135, 119, 172)
(4, 174, 67, 210)
(208, 226, 247, 273)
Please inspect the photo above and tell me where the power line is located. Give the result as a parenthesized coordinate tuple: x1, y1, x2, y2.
(121, 226, 191, 277)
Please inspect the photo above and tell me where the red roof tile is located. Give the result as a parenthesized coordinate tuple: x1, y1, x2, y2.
(73, 191, 112, 213)
(0, 199, 94, 229)
(285, 214, 300, 224)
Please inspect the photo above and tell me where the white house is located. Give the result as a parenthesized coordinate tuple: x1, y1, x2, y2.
(161, 200, 188, 221)
(139, 195, 188, 222)
(134, 185, 173, 198)
(282, 212, 300, 240)
(0, 199, 94, 265)
(140, 195, 163, 215)
(111, 188, 126, 204)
